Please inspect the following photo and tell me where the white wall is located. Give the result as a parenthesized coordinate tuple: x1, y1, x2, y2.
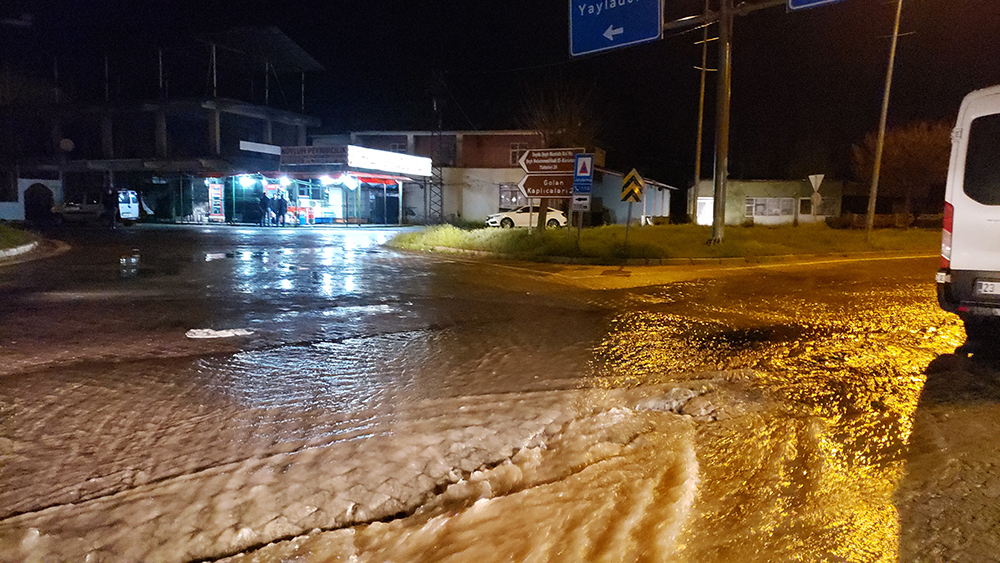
(443, 168, 524, 221)
(0, 179, 63, 221)
(695, 179, 843, 225)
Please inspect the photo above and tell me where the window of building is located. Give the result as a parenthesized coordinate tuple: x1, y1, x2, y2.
(816, 197, 836, 217)
(0, 175, 16, 202)
(510, 143, 529, 167)
(800, 196, 836, 216)
(745, 197, 795, 217)
(499, 183, 526, 210)
(389, 142, 407, 154)
(799, 198, 812, 216)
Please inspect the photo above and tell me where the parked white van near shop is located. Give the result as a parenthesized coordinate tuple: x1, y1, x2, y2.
(937, 84, 1000, 346)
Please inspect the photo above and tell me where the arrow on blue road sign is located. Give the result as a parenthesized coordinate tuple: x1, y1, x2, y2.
(787, 0, 844, 11)
(604, 25, 624, 41)
(570, 0, 664, 57)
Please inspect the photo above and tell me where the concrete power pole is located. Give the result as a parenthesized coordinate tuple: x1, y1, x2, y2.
(711, 0, 734, 243)
(865, 0, 904, 240)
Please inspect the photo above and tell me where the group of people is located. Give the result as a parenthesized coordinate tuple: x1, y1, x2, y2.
(259, 192, 289, 227)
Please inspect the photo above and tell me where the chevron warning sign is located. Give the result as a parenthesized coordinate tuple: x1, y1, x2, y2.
(621, 168, 644, 203)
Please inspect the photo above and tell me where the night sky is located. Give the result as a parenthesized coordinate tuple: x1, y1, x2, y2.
(3, 0, 1000, 187)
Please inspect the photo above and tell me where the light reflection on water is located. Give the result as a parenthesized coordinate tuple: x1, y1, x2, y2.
(588, 279, 963, 562)
(199, 331, 427, 411)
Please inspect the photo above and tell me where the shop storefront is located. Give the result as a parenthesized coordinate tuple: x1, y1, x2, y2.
(190, 144, 431, 226)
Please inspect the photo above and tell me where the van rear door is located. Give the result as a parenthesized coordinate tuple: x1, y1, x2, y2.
(948, 89, 1000, 273)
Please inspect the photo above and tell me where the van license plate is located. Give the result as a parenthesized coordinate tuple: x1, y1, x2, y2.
(976, 281, 1000, 295)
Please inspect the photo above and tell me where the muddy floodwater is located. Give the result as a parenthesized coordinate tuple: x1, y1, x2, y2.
(0, 227, 974, 562)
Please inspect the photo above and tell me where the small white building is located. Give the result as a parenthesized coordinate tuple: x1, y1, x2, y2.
(691, 178, 842, 226)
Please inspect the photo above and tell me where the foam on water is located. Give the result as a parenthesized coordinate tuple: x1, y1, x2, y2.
(221, 393, 701, 563)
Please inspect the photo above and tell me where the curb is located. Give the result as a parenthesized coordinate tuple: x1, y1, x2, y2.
(0, 241, 38, 259)
(423, 246, 932, 267)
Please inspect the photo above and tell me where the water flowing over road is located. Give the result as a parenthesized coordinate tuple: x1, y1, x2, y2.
(0, 225, 980, 562)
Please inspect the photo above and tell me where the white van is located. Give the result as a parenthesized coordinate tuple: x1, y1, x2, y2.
(937, 84, 1000, 344)
(117, 190, 140, 221)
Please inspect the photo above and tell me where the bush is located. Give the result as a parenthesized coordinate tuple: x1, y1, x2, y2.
(914, 214, 943, 229)
(0, 223, 35, 249)
(388, 221, 940, 264)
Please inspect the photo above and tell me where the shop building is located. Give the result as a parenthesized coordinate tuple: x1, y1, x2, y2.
(0, 27, 326, 224)
(318, 130, 677, 225)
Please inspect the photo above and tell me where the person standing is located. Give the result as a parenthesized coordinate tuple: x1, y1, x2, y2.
(103, 187, 118, 230)
(276, 194, 288, 227)
(259, 192, 271, 226)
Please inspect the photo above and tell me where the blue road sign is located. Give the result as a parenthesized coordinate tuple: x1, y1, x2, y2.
(573, 153, 594, 194)
(570, 0, 663, 57)
(787, 0, 844, 11)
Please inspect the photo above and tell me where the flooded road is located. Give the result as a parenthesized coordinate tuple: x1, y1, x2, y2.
(0, 225, 980, 562)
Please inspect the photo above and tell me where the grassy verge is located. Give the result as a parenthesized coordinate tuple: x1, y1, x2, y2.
(388, 223, 941, 263)
(0, 223, 35, 250)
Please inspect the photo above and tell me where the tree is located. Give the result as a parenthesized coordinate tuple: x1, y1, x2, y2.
(851, 120, 952, 216)
(519, 84, 601, 231)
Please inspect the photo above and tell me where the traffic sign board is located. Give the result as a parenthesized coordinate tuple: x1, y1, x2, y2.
(519, 149, 580, 174)
(787, 0, 844, 11)
(571, 194, 592, 212)
(570, 0, 664, 57)
(573, 153, 594, 194)
(518, 174, 575, 199)
(621, 168, 644, 203)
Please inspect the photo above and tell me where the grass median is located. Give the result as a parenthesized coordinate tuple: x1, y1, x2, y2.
(388, 222, 941, 263)
(0, 223, 35, 251)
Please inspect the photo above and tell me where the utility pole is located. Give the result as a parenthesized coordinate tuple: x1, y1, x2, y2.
(711, 0, 734, 243)
(664, 0, 785, 241)
(692, 0, 712, 223)
(866, 0, 904, 240)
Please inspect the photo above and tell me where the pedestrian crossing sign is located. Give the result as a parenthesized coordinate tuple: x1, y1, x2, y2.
(621, 169, 644, 203)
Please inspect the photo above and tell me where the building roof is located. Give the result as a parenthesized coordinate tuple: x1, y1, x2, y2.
(202, 27, 324, 74)
(346, 130, 542, 137)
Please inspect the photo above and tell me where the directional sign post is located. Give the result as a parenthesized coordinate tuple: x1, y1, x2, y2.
(517, 148, 583, 200)
(518, 174, 575, 199)
(787, 0, 844, 10)
(519, 148, 579, 175)
(570, 0, 664, 57)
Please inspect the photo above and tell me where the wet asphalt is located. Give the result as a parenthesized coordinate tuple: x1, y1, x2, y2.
(0, 224, 995, 562)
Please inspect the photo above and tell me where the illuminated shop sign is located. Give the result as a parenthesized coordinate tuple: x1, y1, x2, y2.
(280, 145, 348, 166)
(280, 145, 432, 177)
(346, 145, 432, 177)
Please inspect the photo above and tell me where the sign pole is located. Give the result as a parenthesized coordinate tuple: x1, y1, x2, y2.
(624, 201, 633, 255)
(576, 208, 582, 251)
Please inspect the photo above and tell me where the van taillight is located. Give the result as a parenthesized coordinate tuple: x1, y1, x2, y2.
(942, 201, 954, 269)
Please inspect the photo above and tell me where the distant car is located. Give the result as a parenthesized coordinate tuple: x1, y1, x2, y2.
(486, 206, 567, 228)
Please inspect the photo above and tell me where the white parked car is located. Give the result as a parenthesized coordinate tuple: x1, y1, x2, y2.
(938, 84, 1000, 349)
(486, 206, 567, 228)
